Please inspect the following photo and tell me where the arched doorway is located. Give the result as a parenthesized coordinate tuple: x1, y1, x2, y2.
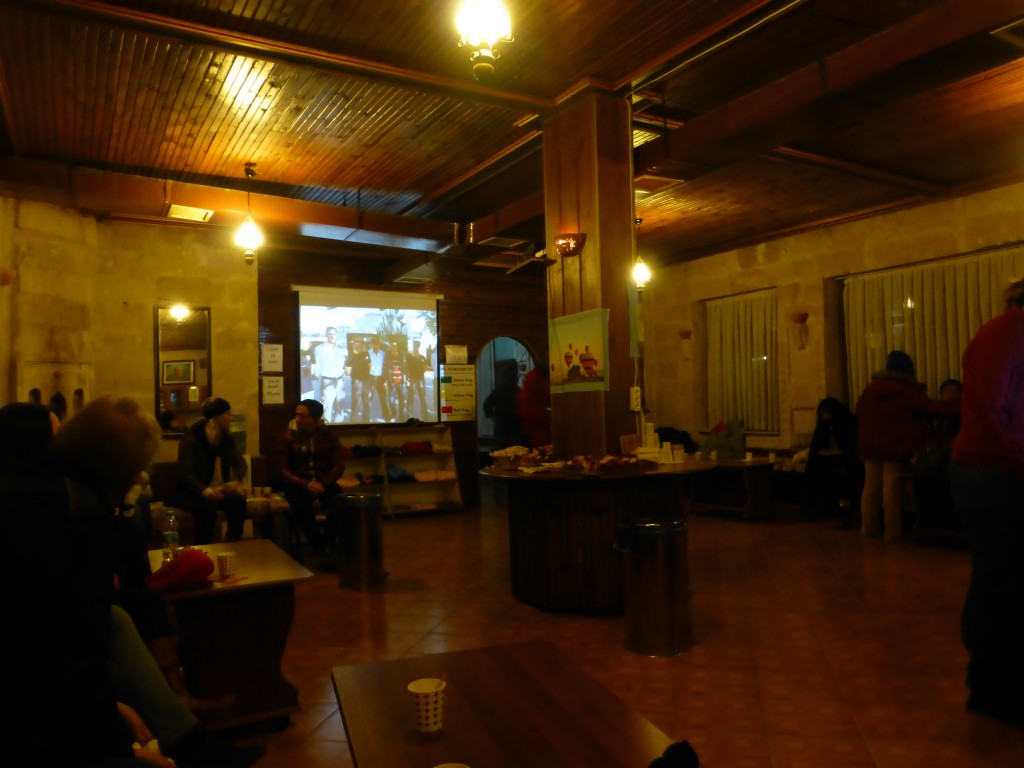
(476, 336, 537, 455)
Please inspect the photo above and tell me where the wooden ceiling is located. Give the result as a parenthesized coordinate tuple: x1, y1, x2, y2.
(0, 0, 1022, 283)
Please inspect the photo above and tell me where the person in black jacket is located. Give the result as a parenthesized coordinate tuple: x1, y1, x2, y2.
(805, 397, 864, 528)
(176, 397, 248, 543)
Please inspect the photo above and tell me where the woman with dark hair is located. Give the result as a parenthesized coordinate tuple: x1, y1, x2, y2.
(805, 397, 863, 528)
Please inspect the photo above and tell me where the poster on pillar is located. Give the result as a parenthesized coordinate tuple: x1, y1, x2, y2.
(548, 309, 609, 393)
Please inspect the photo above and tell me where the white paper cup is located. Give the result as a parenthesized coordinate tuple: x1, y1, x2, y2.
(217, 551, 236, 579)
(768, 452, 777, 463)
(408, 678, 446, 733)
(745, 451, 753, 461)
(710, 450, 718, 461)
(671, 445, 684, 462)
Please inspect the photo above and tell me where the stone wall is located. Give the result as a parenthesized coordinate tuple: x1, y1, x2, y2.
(644, 181, 1024, 452)
(0, 198, 259, 462)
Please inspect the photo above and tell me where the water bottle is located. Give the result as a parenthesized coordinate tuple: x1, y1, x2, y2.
(162, 509, 180, 562)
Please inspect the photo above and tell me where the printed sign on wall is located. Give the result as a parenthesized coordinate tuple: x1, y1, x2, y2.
(438, 364, 476, 422)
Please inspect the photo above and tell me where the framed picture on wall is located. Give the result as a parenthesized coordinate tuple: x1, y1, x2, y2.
(163, 360, 195, 385)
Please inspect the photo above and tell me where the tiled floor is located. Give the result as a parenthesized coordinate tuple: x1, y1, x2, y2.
(236, 481, 1024, 767)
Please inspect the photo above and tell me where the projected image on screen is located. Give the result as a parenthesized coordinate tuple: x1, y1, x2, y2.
(298, 288, 439, 425)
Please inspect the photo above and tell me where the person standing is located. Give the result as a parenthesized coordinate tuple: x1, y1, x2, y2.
(406, 339, 429, 420)
(347, 338, 371, 422)
(313, 327, 346, 423)
(366, 336, 390, 422)
(276, 399, 346, 571)
(855, 350, 958, 541)
(176, 397, 248, 544)
(950, 277, 1024, 728)
(517, 366, 551, 448)
(386, 339, 408, 423)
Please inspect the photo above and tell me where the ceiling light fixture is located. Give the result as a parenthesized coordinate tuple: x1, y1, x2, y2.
(234, 162, 263, 266)
(455, 0, 513, 82)
(553, 233, 586, 258)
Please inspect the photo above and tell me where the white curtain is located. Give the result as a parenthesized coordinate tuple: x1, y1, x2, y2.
(706, 289, 778, 432)
(844, 247, 1024, 398)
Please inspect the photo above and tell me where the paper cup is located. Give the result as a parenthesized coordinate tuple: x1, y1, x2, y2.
(408, 678, 446, 733)
(217, 552, 236, 579)
(710, 450, 718, 461)
(768, 452, 777, 463)
(671, 445, 685, 462)
(745, 451, 753, 461)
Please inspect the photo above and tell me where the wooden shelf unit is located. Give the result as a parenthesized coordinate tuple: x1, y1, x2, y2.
(333, 423, 462, 517)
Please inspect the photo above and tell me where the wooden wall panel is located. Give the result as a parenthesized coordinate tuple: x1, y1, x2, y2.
(256, 247, 549, 506)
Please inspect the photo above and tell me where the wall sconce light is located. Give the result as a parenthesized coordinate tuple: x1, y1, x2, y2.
(553, 233, 586, 258)
(234, 162, 263, 266)
(790, 311, 809, 350)
(455, 0, 513, 82)
(632, 257, 651, 291)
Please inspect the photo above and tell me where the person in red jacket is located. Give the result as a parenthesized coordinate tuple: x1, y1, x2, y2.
(517, 366, 552, 448)
(855, 350, 959, 541)
(949, 277, 1024, 728)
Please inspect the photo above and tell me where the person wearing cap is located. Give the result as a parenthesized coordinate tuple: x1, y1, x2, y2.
(275, 398, 347, 570)
(854, 350, 959, 541)
(949, 276, 1024, 728)
(176, 397, 249, 544)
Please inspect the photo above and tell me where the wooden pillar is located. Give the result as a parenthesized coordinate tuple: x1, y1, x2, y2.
(543, 91, 636, 458)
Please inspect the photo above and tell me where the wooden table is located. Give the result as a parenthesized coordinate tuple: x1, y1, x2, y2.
(148, 539, 313, 730)
(331, 640, 673, 768)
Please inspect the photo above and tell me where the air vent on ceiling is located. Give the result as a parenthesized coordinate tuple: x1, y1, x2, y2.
(394, 275, 432, 285)
(166, 203, 214, 223)
(992, 19, 1024, 49)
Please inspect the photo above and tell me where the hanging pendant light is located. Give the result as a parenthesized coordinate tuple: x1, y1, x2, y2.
(455, 0, 513, 82)
(234, 163, 263, 265)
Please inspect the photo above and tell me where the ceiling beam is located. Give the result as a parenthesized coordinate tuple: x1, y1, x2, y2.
(768, 147, 947, 196)
(636, 0, 1024, 175)
(0, 157, 458, 252)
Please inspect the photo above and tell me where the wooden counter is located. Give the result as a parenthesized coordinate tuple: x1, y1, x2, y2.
(485, 458, 774, 613)
(483, 462, 713, 613)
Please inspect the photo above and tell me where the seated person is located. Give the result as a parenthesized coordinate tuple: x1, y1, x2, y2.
(176, 397, 248, 544)
(3, 397, 262, 767)
(805, 397, 863, 528)
(276, 399, 346, 570)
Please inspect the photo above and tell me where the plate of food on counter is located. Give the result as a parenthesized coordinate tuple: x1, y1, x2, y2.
(561, 454, 657, 475)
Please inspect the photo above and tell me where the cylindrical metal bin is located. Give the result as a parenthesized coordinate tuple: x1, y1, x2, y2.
(616, 519, 690, 656)
(337, 493, 386, 590)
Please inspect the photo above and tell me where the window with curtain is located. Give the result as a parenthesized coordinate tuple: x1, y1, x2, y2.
(706, 289, 778, 432)
(844, 247, 1024, 398)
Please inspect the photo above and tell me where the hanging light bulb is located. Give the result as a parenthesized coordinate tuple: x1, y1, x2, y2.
(633, 257, 651, 290)
(455, 0, 513, 82)
(170, 304, 189, 323)
(234, 163, 262, 265)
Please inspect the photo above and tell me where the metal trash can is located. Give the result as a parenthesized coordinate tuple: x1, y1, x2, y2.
(337, 493, 386, 590)
(615, 519, 690, 656)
